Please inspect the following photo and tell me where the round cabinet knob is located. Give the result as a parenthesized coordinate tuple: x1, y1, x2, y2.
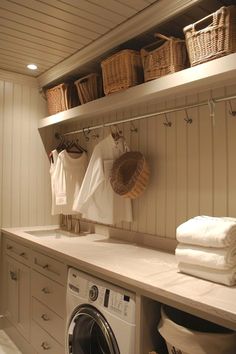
(89, 285, 98, 301)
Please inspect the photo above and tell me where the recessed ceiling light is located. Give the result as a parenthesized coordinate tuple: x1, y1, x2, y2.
(27, 64, 38, 70)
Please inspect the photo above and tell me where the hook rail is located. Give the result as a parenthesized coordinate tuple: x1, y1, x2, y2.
(60, 94, 236, 137)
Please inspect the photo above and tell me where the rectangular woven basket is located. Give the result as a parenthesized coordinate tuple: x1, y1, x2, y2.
(101, 49, 143, 95)
(141, 33, 188, 82)
(183, 5, 236, 67)
(74, 73, 103, 104)
(45, 83, 79, 116)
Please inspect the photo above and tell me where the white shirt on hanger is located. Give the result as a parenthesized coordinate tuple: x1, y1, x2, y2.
(73, 134, 133, 225)
(50, 149, 87, 215)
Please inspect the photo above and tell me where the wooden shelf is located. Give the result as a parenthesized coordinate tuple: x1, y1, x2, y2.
(39, 53, 236, 129)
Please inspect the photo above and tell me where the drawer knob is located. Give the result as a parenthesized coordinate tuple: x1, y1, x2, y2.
(20, 252, 25, 257)
(43, 264, 49, 269)
(7, 245, 13, 250)
(41, 341, 51, 350)
(41, 313, 50, 321)
(9, 271, 17, 281)
(41, 287, 50, 294)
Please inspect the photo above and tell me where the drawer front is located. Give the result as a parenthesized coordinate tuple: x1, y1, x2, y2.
(4, 238, 30, 265)
(31, 321, 64, 354)
(32, 250, 66, 285)
(32, 298, 65, 345)
(31, 270, 66, 316)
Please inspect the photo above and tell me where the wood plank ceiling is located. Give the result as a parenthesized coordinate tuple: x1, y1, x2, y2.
(0, 0, 156, 77)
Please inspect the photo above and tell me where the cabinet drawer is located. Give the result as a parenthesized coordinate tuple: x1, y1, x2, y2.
(31, 270, 66, 317)
(32, 298, 65, 345)
(4, 238, 30, 265)
(31, 321, 64, 354)
(32, 250, 66, 285)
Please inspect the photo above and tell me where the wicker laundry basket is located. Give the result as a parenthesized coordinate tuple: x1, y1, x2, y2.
(45, 83, 79, 116)
(74, 73, 103, 104)
(110, 151, 150, 199)
(101, 49, 143, 95)
(141, 33, 188, 82)
(183, 5, 236, 67)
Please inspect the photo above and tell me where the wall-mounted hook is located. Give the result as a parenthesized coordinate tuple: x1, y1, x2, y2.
(228, 101, 236, 117)
(130, 121, 138, 133)
(83, 127, 90, 141)
(208, 98, 216, 126)
(163, 113, 172, 127)
(184, 109, 192, 124)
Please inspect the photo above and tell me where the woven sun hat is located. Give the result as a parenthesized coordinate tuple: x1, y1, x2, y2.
(110, 151, 150, 199)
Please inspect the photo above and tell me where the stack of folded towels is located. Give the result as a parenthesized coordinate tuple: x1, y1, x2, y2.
(175, 215, 236, 286)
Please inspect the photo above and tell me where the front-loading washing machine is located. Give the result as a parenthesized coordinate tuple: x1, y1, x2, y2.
(66, 267, 136, 354)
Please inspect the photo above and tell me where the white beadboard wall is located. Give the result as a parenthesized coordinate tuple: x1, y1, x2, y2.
(62, 82, 236, 240)
(0, 70, 57, 228)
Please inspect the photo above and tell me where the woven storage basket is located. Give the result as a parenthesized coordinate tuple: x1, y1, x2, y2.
(101, 49, 143, 95)
(46, 83, 79, 116)
(110, 151, 150, 199)
(74, 73, 103, 104)
(183, 5, 236, 67)
(141, 33, 188, 82)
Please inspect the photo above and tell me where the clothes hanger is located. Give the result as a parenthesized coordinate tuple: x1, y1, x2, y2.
(66, 138, 87, 153)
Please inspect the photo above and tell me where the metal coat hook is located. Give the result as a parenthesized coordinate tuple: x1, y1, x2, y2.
(83, 127, 90, 141)
(130, 121, 138, 133)
(184, 109, 192, 124)
(208, 98, 216, 126)
(228, 101, 236, 117)
(163, 113, 172, 127)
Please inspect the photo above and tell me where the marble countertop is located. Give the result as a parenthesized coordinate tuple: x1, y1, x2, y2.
(1, 225, 236, 330)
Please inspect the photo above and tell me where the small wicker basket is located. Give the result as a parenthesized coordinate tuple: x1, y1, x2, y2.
(101, 49, 143, 95)
(45, 83, 79, 116)
(141, 33, 188, 82)
(183, 5, 236, 67)
(74, 73, 103, 104)
(110, 151, 150, 199)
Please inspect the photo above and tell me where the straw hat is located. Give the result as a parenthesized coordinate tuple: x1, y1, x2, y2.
(110, 151, 150, 199)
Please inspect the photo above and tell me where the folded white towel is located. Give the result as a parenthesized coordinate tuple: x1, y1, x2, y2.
(175, 243, 236, 270)
(176, 216, 236, 248)
(178, 262, 236, 286)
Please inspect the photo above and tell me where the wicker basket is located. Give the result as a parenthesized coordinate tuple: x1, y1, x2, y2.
(183, 5, 236, 67)
(141, 33, 188, 82)
(45, 83, 79, 116)
(101, 49, 143, 95)
(74, 73, 103, 104)
(110, 151, 150, 199)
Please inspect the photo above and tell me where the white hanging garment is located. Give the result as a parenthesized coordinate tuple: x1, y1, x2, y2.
(73, 134, 133, 225)
(50, 149, 63, 216)
(51, 150, 87, 215)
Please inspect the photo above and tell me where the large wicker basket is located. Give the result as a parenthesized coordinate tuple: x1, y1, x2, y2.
(45, 83, 79, 116)
(141, 33, 188, 82)
(74, 73, 103, 104)
(110, 151, 150, 199)
(183, 5, 236, 67)
(101, 49, 143, 95)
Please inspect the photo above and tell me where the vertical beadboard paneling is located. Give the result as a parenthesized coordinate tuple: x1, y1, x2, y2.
(175, 96, 187, 228)
(0, 73, 57, 228)
(212, 87, 228, 216)
(198, 90, 214, 215)
(186, 92, 200, 219)
(226, 84, 236, 216)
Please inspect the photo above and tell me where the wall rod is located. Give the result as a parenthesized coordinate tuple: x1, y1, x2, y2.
(62, 94, 236, 137)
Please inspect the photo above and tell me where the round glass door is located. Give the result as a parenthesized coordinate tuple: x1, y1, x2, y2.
(68, 305, 120, 354)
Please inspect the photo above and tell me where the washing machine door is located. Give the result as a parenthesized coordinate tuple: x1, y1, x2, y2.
(68, 305, 120, 354)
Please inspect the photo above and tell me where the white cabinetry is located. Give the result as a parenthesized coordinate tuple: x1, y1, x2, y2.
(3, 240, 30, 341)
(30, 250, 66, 354)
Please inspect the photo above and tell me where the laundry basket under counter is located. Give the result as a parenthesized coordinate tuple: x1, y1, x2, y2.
(158, 305, 236, 354)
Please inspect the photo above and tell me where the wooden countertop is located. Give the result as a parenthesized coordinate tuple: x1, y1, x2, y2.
(1, 226, 236, 330)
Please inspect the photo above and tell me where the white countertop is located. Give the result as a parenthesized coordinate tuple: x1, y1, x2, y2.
(1, 226, 236, 330)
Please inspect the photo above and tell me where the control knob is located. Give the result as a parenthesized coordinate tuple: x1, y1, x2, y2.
(89, 285, 99, 301)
